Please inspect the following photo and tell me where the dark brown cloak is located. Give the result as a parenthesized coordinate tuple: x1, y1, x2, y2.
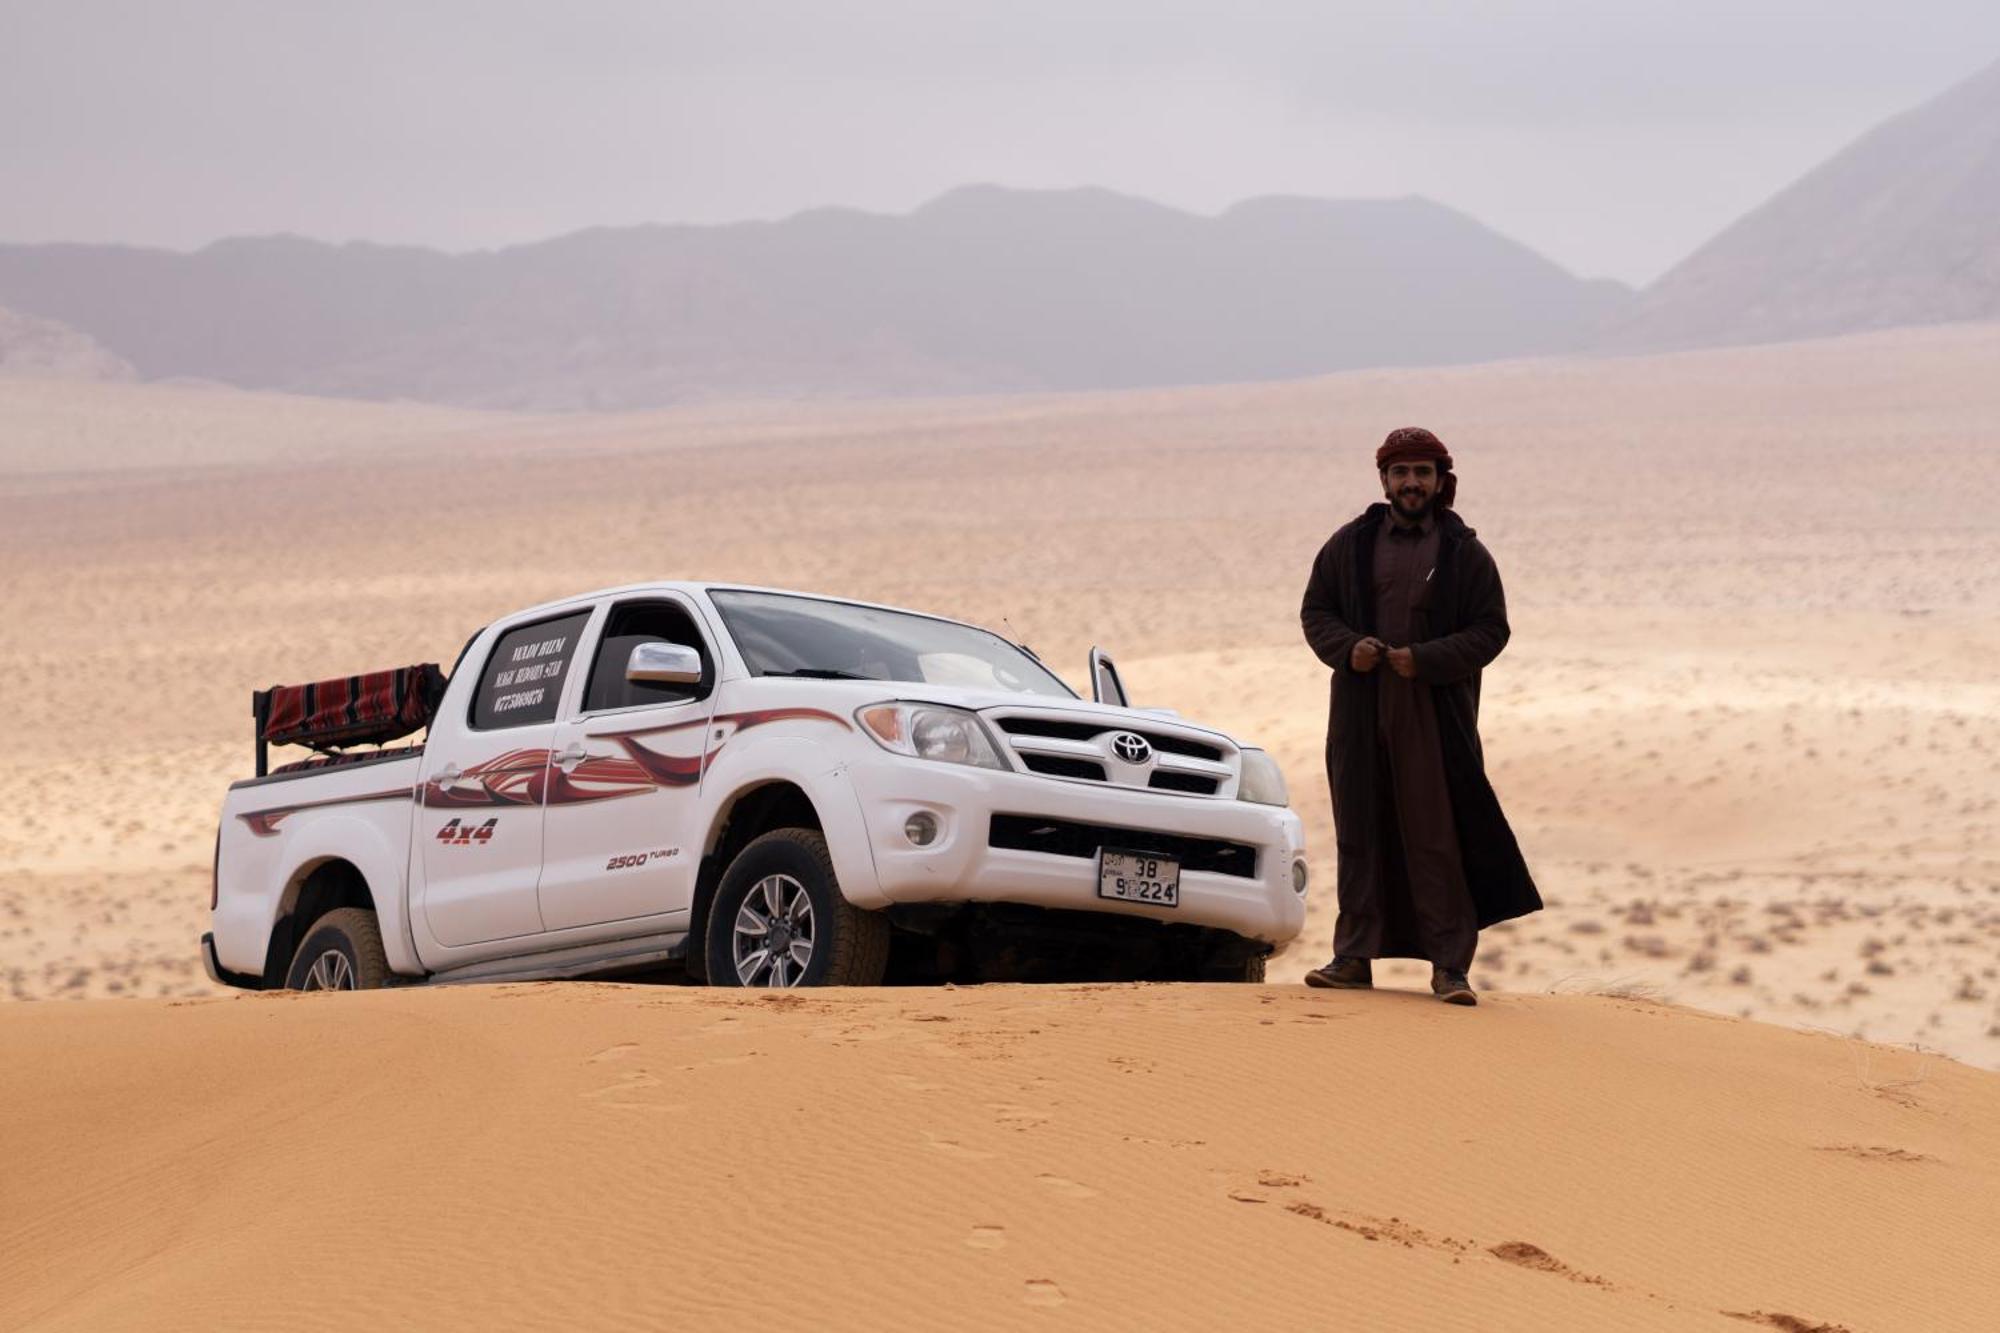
(1300, 503, 1541, 952)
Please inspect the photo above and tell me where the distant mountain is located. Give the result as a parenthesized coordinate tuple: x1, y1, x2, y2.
(0, 188, 1628, 409)
(1604, 56, 2000, 352)
(0, 305, 133, 381)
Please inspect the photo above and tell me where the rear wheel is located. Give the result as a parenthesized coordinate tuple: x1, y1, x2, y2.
(704, 829, 889, 987)
(284, 908, 391, 991)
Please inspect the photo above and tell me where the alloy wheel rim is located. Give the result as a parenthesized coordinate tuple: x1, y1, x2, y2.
(303, 950, 355, 991)
(732, 874, 816, 987)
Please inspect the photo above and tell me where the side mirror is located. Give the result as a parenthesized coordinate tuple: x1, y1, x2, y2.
(627, 641, 703, 685)
(1088, 647, 1129, 708)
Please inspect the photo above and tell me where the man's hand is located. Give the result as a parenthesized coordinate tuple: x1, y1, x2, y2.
(1349, 636, 1385, 673)
(1386, 646, 1418, 679)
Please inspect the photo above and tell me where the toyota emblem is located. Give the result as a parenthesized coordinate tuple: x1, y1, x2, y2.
(1109, 731, 1153, 764)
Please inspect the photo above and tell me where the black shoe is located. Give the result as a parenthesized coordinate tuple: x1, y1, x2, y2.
(1431, 969, 1477, 1006)
(1304, 957, 1373, 990)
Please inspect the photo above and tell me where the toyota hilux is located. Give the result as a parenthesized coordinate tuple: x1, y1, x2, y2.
(205, 583, 1309, 990)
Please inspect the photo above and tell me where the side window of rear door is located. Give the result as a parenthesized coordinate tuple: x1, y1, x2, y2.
(469, 612, 593, 731)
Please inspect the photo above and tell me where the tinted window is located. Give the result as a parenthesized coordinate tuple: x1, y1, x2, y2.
(469, 611, 592, 730)
(583, 600, 713, 712)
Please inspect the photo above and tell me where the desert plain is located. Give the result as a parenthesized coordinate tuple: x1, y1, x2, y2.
(3, 323, 1999, 1329)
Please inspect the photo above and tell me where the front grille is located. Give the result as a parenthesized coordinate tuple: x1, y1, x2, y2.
(988, 814, 1258, 879)
(1149, 771, 1220, 795)
(995, 717, 1100, 743)
(995, 715, 1225, 764)
(1022, 754, 1108, 781)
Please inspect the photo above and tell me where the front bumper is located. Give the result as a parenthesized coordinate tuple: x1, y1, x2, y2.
(845, 761, 1308, 946)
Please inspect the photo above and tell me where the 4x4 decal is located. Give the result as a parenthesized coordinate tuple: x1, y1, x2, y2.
(435, 817, 498, 846)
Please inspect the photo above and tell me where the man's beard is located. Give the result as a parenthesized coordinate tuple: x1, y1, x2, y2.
(1391, 488, 1434, 521)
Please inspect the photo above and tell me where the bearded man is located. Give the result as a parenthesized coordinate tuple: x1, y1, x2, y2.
(1298, 427, 1540, 1005)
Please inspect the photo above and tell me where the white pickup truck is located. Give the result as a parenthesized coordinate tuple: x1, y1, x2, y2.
(205, 583, 1309, 991)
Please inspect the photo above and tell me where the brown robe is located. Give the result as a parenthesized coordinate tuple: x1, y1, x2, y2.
(1301, 503, 1540, 963)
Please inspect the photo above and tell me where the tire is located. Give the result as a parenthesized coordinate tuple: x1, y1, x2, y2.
(1191, 948, 1267, 983)
(284, 908, 392, 991)
(704, 829, 889, 988)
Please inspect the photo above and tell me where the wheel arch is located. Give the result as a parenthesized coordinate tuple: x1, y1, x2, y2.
(263, 856, 378, 987)
(690, 779, 821, 975)
(260, 806, 415, 984)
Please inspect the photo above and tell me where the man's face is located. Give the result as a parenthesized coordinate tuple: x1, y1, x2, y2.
(1381, 460, 1439, 521)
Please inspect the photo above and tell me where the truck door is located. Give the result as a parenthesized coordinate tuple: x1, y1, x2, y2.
(416, 609, 595, 948)
(536, 596, 715, 932)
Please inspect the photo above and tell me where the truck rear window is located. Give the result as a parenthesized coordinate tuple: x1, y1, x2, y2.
(469, 611, 592, 730)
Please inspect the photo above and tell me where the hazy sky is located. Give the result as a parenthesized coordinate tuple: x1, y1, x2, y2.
(5, 1, 1998, 284)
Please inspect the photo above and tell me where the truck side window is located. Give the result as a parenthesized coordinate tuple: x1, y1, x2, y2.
(469, 611, 593, 731)
(583, 600, 714, 713)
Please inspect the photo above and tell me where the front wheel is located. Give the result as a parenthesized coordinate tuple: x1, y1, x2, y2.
(704, 829, 890, 988)
(284, 907, 392, 991)
(1190, 945, 1268, 983)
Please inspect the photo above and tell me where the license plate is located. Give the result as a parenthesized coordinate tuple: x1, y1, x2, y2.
(1098, 849, 1180, 907)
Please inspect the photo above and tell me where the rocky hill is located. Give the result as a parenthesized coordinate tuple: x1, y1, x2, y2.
(1604, 55, 2000, 351)
(0, 187, 1629, 409)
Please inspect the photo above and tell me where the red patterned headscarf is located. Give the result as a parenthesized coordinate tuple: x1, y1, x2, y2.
(1375, 426, 1456, 508)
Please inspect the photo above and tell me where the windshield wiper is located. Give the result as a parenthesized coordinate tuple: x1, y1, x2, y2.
(760, 668, 878, 681)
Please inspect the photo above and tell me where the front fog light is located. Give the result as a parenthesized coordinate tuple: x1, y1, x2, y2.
(904, 811, 940, 846)
(1292, 859, 1309, 895)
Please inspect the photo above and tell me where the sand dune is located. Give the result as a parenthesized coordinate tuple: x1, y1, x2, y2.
(5, 983, 1996, 1331)
(4, 321, 1996, 1067)
(4, 321, 1999, 1328)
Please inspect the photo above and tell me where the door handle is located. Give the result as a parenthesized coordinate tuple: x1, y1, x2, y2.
(554, 743, 588, 774)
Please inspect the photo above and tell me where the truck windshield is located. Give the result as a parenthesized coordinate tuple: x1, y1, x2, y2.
(709, 591, 1075, 699)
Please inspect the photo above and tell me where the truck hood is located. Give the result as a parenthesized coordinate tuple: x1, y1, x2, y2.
(744, 678, 1247, 748)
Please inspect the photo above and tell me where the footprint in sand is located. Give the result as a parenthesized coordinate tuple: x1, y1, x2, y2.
(587, 1042, 639, 1063)
(815, 1024, 895, 1043)
(1813, 1144, 1936, 1163)
(923, 1132, 995, 1161)
(965, 1225, 1007, 1250)
(1036, 1173, 1099, 1198)
(885, 1072, 950, 1093)
(1722, 1312, 1855, 1333)
(583, 1069, 684, 1111)
(1022, 1279, 1066, 1307)
(583, 1069, 662, 1098)
(989, 1102, 1052, 1130)
(1488, 1241, 1610, 1287)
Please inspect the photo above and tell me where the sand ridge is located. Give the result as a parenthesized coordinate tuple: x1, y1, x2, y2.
(4, 983, 1994, 1331)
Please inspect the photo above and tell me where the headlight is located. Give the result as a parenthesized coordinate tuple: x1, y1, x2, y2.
(1237, 748, 1289, 807)
(856, 703, 1008, 771)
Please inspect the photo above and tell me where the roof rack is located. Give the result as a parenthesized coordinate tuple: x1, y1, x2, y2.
(252, 663, 446, 777)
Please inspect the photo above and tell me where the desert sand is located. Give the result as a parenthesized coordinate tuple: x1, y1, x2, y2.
(1, 324, 1997, 1327)
(4, 983, 1996, 1330)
